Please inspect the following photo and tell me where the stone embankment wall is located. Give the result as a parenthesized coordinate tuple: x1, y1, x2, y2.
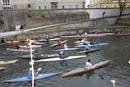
(0, 8, 130, 32)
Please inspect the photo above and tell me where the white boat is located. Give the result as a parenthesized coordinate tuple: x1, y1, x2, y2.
(6, 48, 35, 52)
(19, 45, 42, 49)
(0, 59, 18, 65)
(35, 55, 87, 62)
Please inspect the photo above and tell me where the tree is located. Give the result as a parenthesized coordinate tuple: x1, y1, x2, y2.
(116, 0, 127, 21)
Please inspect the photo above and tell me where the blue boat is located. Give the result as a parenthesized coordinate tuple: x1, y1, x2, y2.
(3, 72, 60, 82)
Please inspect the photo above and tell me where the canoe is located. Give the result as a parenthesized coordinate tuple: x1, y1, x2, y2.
(6, 48, 34, 52)
(63, 60, 111, 78)
(0, 59, 18, 65)
(50, 40, 68, 47)
(0, 67, 6, 71)
(3, 72, 60, 82)
(35, 55, 87, 62)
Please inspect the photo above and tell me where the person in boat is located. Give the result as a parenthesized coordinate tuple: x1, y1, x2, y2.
(45, 34, 49, 42)
(16, 45, 20, 49)
(85, 59, 93, 70)
(57, 39, 62, 45)
(27, 67, 42, 87)
(1, 38, 5, 43)
(59, 51, 64, 59)
(33, 50, 41, 60)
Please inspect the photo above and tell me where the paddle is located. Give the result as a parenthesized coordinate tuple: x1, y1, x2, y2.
(35, 67, 42, 76)
(128, 60, 130, 64)
(110, 80, 116, 87)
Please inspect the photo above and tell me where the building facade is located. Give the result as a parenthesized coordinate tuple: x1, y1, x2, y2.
(32, 0, 86, 10)
(100, 0, 130, 8)
(89, 0, 130, 8)
(0, 0, 87, 10)
(0, 0, 31, 9)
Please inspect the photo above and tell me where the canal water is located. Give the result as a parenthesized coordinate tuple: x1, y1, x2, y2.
(0, 35, 130, 87)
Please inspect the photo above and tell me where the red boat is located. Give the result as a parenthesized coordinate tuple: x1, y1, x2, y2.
(0, 67, 6, 71)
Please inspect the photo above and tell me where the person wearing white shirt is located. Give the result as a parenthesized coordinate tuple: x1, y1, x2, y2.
(85, 59, 93, 70)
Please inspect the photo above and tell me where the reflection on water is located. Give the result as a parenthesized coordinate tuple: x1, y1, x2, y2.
(0, 36, 130, 87)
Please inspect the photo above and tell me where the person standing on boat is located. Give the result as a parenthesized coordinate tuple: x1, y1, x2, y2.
(85, 59, 93, 70)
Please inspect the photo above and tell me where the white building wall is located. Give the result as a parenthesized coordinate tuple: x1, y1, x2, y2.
(32, 0, 85, 10)
(0, 0, 88, 10)
(0, 0, 3, 10)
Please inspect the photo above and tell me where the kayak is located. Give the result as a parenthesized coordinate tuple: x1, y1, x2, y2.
(50, 40, 68, 47)
(19, 54, 59, 59)
(0, 67, 6, 71)
(61, 33, 114, 38)
(79, 49, 100, 54)
(56, 47, 80, 51)
(6, 48, 34, 52)
(75, 42, 108, 49)
(3, 72, 60, 82)
(63, 60, 111, 78)
(19, 45, 42, 49)
(38, 38, 60, 42)
(0, 59, 18, 65)
(35, 55, 87, 62)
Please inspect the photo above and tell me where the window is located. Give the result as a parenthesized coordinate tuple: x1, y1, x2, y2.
(27, 4, 31, 8)
(51, 2, 58, 9)
(3, 0, 10, 5)
(13, 5, 17, 9)
(82, 2, 85, 8)
(38, 6, 41, 9)
(76, 5, 78, 8)
(62, 5, 65, 9)
(44, 6, 47, 9)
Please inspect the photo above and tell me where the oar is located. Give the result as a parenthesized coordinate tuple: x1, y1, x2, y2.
(110, 80, 116, 87)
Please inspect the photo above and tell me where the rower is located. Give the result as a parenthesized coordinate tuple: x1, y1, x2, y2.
(85, 59, 93, 70)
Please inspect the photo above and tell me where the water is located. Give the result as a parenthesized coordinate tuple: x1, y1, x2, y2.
(0, 36, 130, 87)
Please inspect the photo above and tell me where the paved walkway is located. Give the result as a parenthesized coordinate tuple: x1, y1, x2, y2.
(0, 23, 66, 38)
